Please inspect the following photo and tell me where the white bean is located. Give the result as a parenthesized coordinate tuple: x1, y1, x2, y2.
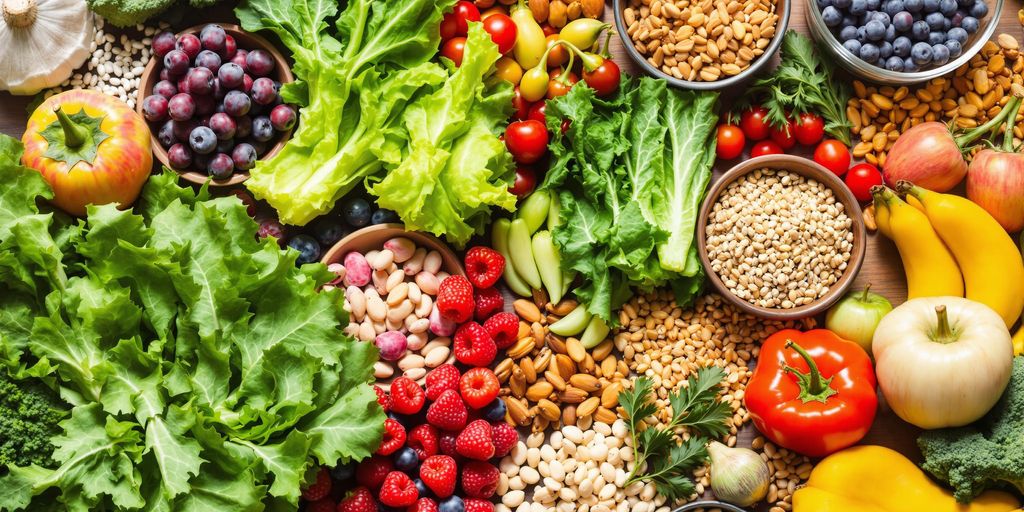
(404, 248, 427, 275)
(424, 250, 443, 274)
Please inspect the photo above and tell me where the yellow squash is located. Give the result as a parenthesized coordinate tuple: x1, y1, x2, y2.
(903, 183, 1024, 327)
(872, 187, 964, 299)
(793, 445, 1021, 512)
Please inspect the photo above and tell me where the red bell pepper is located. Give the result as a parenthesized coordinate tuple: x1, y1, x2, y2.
(745, 329, 877, 457)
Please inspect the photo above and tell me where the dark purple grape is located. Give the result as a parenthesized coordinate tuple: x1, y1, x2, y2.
(211, 78, 225, 100)
(153, 80, 177, 99)
(242, 74, 254, 93)
(189, 126, 217, 154)
(232, 143, 258, 170)
(195, 50, 222, 71)
(218, 62, 245, 90)
(176, 76, 190, 94)
(234, 115, 253, 139)
(230, 49, 249, 71)
(223, 90, 251, 117)
(176, 33, 201, 59)
(208, 112, 237, 140)
(247, 139, 269, 156)
(269, 104, 297, 131)
(157, 120, 176, 148)
(159, 68, 171, 81)
(186, 67, 215, 96)
(312, 217, 349, 246)
(246, 49, 275, 77)
(193, 152, 212, 170)
(194, 94, 216, 116)
(152, 31, 177, 58)
(230, 189, 257, 217)
(221, 34, 237, 59)
(167, 143, 193, 169)
(142, 95, 169, 122)
(258, 219, 286, 246)
(168, 93, 195, 122)
(207, 153, 234, 180)
(251, 77, 277, 105)
(252, 116, 274, 142)
(197, 115, 211, 127)
(172, 119, 198, 142)
(199, 24, 226, 53)
(216, 138, 235, 154)
(163, 50, 191, 77)
(288, 235, 321, 265)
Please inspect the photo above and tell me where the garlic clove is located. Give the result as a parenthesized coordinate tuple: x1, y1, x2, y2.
(708, 441, 771, 507)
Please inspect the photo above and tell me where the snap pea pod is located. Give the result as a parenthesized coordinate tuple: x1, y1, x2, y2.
(580, 316, 610, 348)
(509, 218, 542, 289)
(549, 303, 593, 336)
(492, 218, 531, 296)
(532, 230, 564, 303)
(517, 189, 550, 234)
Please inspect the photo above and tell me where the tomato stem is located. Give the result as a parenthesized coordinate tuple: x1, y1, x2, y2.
(53, 105, 87, 149)
(782, 340, 837, 403)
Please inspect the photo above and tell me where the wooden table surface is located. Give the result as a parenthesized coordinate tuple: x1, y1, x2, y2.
(1, 1, 1022, 508)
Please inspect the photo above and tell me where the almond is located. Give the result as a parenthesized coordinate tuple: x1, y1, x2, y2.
(532, 415, 551, 433)
(508, 337, 535, 359)
(569, 374, 601, 392)
(514, 299, 542, 323)
(536, 398, 561, 421)
(550, 299, 578, 316)
(591, 340, 614, 361)
(601, 382, 622, 409)
(594, 406, 618, 424)
(526, 381, 554, 402)
(555, 354, 576, 378)
(533, 349, 552, 373)
(577, 396, 600, 418)
(520, 357, 537, 384)
(566, 337, 586, 363)
(559, 386, 588, 403)
(510, 367, 527, 398)
(600, 355, 617, 378)
(529, 0, 550, 22)
(506, 397, 533, 426)
(545, 370, 567, 391)
(562, 404, 577, 426)
(495, 358, 514, 382)
(546, 333, 568, 355)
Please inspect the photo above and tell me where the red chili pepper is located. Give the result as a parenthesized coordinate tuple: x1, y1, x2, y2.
(745, 329, 877, 458)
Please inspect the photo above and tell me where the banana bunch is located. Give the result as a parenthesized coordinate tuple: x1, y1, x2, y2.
(492, 190, 609, 347)
(873, 183, 1024, 328)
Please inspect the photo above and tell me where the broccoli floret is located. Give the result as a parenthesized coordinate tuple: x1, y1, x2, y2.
(86, 0, 176, 28)
(0, 371, 68, 469)
(918, 357, 1024, 503)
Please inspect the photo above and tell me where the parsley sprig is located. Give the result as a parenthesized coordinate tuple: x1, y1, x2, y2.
(620, 367, 732, 502)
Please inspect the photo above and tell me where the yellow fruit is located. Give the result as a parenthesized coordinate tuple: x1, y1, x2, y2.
(904, 183, 1024, 327)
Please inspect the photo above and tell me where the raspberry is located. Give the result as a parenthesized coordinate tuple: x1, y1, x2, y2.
(426, 389, 468, 431)
(425, 364, 460, 401)
(419, 454, 458, 498)
(490, 422, 517, 458)
(379, 471, 419, 507)
(374, 385, 391, 412)
(464, 498, 495, 512)
(407, 497, 439, 512)
(464, 246, 505, 289)
(453, 322, 497, 367)
(459, 368, 500, 410)
(356, 455, 394, 489)
(376, 418, 407, 456)
(301, 467, 332, 501)
(390, 377, 426, 415)
(455, 419, 495, 461)
(482, 312, 519, 349)
(337, 487, 376, 512)
(461, 460, 499, 498)
(473, 287, 505, 321)
(438, 431, 459, 457)
(436, 275, 474, 322)
(407, 424, 439, 461)
(305, 499, 336, 512)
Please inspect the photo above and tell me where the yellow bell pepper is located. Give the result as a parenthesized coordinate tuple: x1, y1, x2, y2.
(793, 446, 1021, 512)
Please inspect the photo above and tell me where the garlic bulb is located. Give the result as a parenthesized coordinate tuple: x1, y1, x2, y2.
(708, 441, 771, 507)
(0, 0, 93, 95)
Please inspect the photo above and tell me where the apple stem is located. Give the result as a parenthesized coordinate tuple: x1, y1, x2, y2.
(861, 284, 872, 302)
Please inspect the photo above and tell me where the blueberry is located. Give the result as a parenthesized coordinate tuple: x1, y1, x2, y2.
(945, 38, 963, 57)
(822, 5, 843, 26)
(885, 55, 906, 70)
(844, 15, 860, 27)
(911, 41, 933, 64)
(879, 41, 894, 57)
(371, 208, 400, 225)
(931, 43, 950, 64)
(857, 25, 869, 40)
(925, 12, 945, 29)
(413, 478, 431, 498)
(439, 496, 465, 512)
(939, 0, 957, 14)
(867, 0, 881, 9)
(835, 0, 852, 8)
(288, 234, 321, 265)
(865, 20, 887, 40)
(922, 0, 939, 10)
(157, 120, 176, 148)
(885, 24, 897, 40)
(893, 35, 913, 55)
(904, 56, 920, 71)
(188, 126, 217, 154)
(947, 26, 968, 42)
(840, 25, 859, 40)
(884, 0, 905, 15)
(893, 11, 914, 30)
(860, 43, 881, 63)
(818, 0, 834, 8)
(844, 39, 863, 54)
(394, 447, 419, 471)
(951, 9, 965, 26)
(969, 1, 987, 17)
(252, 116, 274, 142)
(873, 11, 891, 24)
(912, 20, 930, 39)
(331, 461, 356, 481)
(342, 197, 372, 227)
(312, 218, 349, 246)
(904, 0, 923, 11)
(961, 15, 979, 32)
(850, 0, 868, 15)
(483, 399, 507, 422)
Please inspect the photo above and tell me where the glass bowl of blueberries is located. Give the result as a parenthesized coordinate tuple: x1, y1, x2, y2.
(806, 0, 1002, 83)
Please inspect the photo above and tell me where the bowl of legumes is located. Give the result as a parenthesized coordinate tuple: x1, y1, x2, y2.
(321, 224, 465, 390)
(697, 155, 867, 320)
(805, 0, 1001, 83)
(612, 0, 791, 89)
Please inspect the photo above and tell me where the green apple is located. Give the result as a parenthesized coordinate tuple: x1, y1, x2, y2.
(825, 285, 893, 355)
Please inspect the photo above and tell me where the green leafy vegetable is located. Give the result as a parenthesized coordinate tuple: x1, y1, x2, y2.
(541, 77, 717, 321)
(744, 30, 852, 145)
(0, 134, 383, 512)
(918, 356, 1024, 503)
(236, 0, 515, 245)
(86, 0, 224, 27)
(0, 371, 68, 469)
(619, 367, 731, 502)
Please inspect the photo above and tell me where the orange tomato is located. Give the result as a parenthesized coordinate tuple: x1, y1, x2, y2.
(545, 34, 568, 68)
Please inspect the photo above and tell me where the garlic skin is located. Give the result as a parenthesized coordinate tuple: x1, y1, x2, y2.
(708, 441, 771, 507)
(0, 0, 94, 94)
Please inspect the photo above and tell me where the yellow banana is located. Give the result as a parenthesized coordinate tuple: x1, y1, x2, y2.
(1013, 326, 1024, 356)
(903, 182, 1024, 327)
(872, 190, 893, 238)
(873, 186, 964, 299)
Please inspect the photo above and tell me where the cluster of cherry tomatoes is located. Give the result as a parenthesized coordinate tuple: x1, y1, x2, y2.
(716, 106, 884, 202)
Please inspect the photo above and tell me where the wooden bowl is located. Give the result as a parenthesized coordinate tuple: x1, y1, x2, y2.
(696, 155, 867, 320)
(136, 24, 294, 187)
(321, 224, 465, 277)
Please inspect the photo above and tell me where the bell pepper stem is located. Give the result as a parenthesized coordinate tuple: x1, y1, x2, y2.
(53, 105, 87, 149)
(782, 340, 838, 404)
(931, 305, 959, 344)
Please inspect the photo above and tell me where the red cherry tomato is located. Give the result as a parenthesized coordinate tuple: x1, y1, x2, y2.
(505, 120, 549, 164)
(740, 106, 771, 141)
(541, 23, 558, 36)
(527, 101, 547, 125)
(750, 140, 784, 157)
(813, 139, 852, 176)
(512, 86, 533, 121)
(716, 124, 745, 160)
(769, 117, 797, 150)
(440, 13, 458, 41)
(452, 1, 481, 35)
(510, 166, 537, 198)
(440, 37, 467, 66)
(845, 163, 883, 202)
(482, 13, 517, 54)
(794, 112, 826, 146)
(545, 34, 569, 68)
(582, 59, 621, 97)
(547, 69, 578, 99)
